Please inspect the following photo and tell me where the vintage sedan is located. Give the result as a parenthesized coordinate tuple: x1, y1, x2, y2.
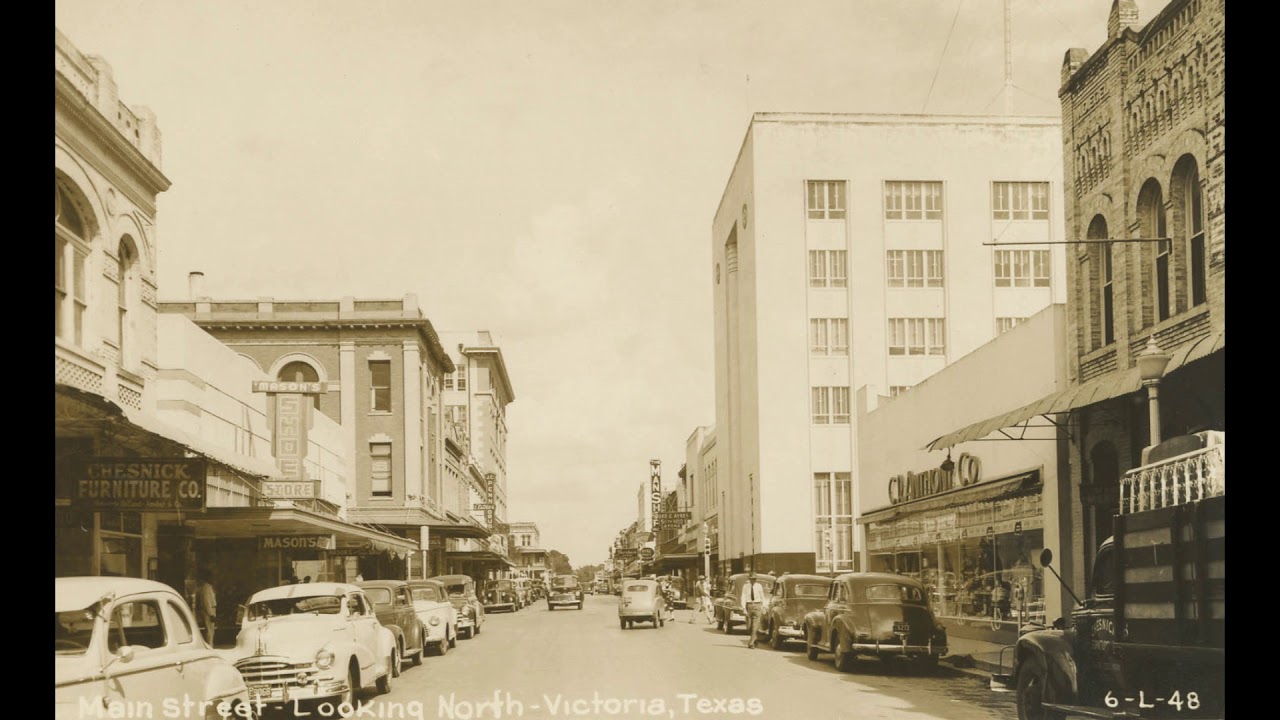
(431, 575, 484, 638)
(55, 577, 254, 720)
(618, 578, 665, 629)
(232, 582, 396, 710)
(758, 574, 833, 650)
(356, 580, 426, 671)
(547, 575, 584, 610)
(483, 579, 519, 613)
(803, 573, 948, 674)
(713, 573, 776, 633)
(406, 579, 458, 656)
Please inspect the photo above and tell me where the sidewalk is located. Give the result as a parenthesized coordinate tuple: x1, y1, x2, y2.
(942, 635, 1012, 679)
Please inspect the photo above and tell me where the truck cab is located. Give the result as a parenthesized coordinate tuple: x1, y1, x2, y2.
(992, 431, 1224, 720)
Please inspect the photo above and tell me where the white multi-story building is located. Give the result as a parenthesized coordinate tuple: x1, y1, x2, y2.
(439, 331, 515, 528)
(711, 113, 1066, 576)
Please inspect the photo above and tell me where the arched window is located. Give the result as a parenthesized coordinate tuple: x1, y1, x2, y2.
(1137, 179, 1170, 323)
(1172, 155, 1207, 308)
(55, 180, 90, 346)
(117, 238, 136, 364)
(1087, 215, 1114, 348)
(278, 360, 321, 409)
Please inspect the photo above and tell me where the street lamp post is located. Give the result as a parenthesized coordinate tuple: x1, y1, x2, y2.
(1136, 339, 1173, 447)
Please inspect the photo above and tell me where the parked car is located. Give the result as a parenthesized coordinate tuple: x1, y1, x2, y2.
(431, 575, 484, 638)
(483, 579, 519, 613)
(618, 578, 666, 629)
(755, 574, 833, 650)
(231, 582, 395, 710)
(802, 573, 948, 674)
(713, 573, 777, 633)
(405, 579, 458, 656)
(511, 578, 530, 609)
(547, 574, 584, 610)
(356, 580, 427, 672)
(56, 577, 255, 720)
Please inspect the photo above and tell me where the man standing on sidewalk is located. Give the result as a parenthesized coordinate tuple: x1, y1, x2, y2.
(742, 572, 766, 649)
(195, 571, 217, 647)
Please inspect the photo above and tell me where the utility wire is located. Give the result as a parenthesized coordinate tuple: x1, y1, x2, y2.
(922, 0, 966, 113)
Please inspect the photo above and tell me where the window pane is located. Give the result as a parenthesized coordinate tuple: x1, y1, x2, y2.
(928, 251, 944, 287)
(167, 602, 194, 644)
(1033, 251, 1050, 287)
(810, 319, 827, 354)
(832, 387, 850, 424)
(371, 361, 390, 387)
(810, 251, 826, 287)
(72, 251, 86, 301)
(1191, 234, 1206, 306)
(832, 320, 848, 355)
(829, 251, 847, 287)
(109, 601, 165, 652)
(829, 182, 846, 219)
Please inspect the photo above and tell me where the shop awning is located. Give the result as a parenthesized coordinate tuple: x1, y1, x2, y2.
(119, 404, 282, 479)
(925, 329, 1224, 452)
(858, 470, 1042, 525)
(653, 553, 703, 570)
(182, 503, 419, 556)
(446, 550, 516, 568)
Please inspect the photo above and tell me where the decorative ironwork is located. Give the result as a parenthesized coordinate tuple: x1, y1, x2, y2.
(1120, 440, 1225, 515)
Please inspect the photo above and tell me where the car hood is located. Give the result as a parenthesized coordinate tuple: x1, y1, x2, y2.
(232, 615, 343, 661)
(413, 599, 452, 614)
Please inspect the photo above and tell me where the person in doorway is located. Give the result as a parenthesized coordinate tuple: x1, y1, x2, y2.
(196, 572, 217, 646)
(741, 572, 766, 649)
(303, 576, 312, 583)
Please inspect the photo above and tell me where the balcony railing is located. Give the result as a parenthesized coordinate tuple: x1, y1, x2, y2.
(1120, 440, 1225, 515)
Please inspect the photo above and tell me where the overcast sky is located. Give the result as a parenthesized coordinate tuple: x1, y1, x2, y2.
(56, 0, 1167, 567)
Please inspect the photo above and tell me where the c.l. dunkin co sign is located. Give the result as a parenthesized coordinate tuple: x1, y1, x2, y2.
(888, 452, 982, 505)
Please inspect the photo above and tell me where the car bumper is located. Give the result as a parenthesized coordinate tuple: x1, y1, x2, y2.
(619, 610, 658, 619)
(851, 641, 947, 657)
(484, 603, 516, 611)
(777, 626, 805, 638)
(548, 598, 580, 606)
(244, 679, 350, 707)
(456, 616, 476, 629)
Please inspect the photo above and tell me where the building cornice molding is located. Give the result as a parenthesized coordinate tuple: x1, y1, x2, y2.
(55, 74, 171, 203)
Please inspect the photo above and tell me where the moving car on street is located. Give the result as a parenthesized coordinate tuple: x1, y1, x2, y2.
(232, 582, 396, 711)
(758, 574, 832, 650)
(406, 579, 458, 656)
(803, 573, 947, 674)
(432, 574, 484, 638)
(55, 577, 254, 720)
(618, 578, 666, 629)
(357, 580, 426, 672)
(483, 579, 519, 613)
(547, 574, 584, 610)
(714, 573, 776, 633)
(512, 577, 531, 609)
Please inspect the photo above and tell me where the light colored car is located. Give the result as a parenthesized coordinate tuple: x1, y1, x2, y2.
(431, 575, 484, 639)
(406, 580, 458, 656)
(231, 582, 396, 710)
(618, 578, 666, 629)
(55, 577, 254, 720)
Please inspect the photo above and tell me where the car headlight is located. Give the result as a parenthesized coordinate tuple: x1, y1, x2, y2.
(429, 616, 441, 626)
(316, 649, 335, 670)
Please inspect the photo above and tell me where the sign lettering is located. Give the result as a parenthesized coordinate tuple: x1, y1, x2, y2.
(887, 452, 982, 505)
(260, 481, 318, 499)
(253, 381, 326, 394)
(74, 458, 207, 511)
(485, 473, 497, 530)
(259, 535, 334, 550)
(649, 460, 661, 532)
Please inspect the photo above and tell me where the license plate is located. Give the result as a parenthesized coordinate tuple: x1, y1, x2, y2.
(893, 622, 911, 633)
(247, 685, 274, 700)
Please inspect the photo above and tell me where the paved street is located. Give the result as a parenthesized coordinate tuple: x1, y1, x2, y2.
(333, 594, 1016, 720)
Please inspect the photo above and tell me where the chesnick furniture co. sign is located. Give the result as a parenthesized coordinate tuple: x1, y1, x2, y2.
(73, 457, 207, 511)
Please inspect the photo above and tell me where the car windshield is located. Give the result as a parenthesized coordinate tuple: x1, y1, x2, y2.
(794, 583, 828, 598)
(411, 587, 442, 602)
(55, 605, 101, 656)
(246, 594, 343, 620)
(444, 584, 467, 596)
(865, 584, 925, 603)
(553, 577, 578, 589)
(625, 584, 650, 593)
(364, 588, 393, 606)
(492, 581, 512, 590)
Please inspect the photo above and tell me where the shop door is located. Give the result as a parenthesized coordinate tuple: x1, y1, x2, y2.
(156, 525, 191, 595)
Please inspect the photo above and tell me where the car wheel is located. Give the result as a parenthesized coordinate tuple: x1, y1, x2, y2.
(577, 603, 583, 610)
(340, 664, 358, 707)
(715, 613, 725, 631)
(411, 629, 424, 666)
(460, 626, 472, 640)
(1016, 659, 1065, 720)
(437, 638, 448, 656)
(770, 623, 785, 650)
(620, 618, 626, 630)
(391, 642, 403, 677)
(805, 626, 820, 661)
(448, 627, 457, 648)
(833, 632, 856, 673)
(376, 653, 394, 694)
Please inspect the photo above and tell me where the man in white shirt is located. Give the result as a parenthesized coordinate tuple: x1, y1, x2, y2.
(741, 572, 766, 649)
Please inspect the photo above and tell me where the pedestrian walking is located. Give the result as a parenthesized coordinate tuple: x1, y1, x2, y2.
(742, 572, 766, 649)
(689, 575, 712, 623)
(195, 572, 217, 647)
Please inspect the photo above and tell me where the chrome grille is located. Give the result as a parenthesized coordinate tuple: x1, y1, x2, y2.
(236, 659, 317, 688)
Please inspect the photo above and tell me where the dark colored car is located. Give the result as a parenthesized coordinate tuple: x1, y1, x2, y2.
(356, 580, 427, 674)
(483, 579, 518, 613)
(802, 573, 947, 674)
(713, 573, 776, 633)
(757, 574, 833, 650)
(547, 575, 584, 610)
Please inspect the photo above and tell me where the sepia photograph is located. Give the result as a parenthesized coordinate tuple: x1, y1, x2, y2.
(54, 1, 1224, 718)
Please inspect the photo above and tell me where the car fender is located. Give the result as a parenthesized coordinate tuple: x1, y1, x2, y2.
(802, 610, 826, 644)
(201, 662, 250, 709)
(1013, 630, 1077, 704)
(375, 626, 396, 667)
(831, 613, 859, 642)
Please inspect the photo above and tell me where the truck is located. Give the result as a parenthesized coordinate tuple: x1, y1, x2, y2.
(991, 430, 1224, 719)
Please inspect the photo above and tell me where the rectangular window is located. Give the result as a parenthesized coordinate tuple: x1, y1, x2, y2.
(809, 318, 849, 355)
(830, 319, 849, 355)
(811, 387, 830, 425)
(809, 250, 828, 288)
(444, 374, 454, 390)
(371, 442, 393, 496)
(1189, 179, 1206, 307)
(993, 182, 1051, 220)
(993, 250, 1051, 288)
(888, 318, 946, 356)
(884, 182, 943, 220)
(829, 250, 847, 288)
(996, 317, 1026, 334)
(55, 236, 66, 339)
(1102, 245, 1115, 345)
(807, 181, 847, 220)
(886, 250, 944, 288)
(810, 319, 828, 355)
(71, 247, 86, 345)
(455, 368, 467, 392)
(1156, 240, 1171, 322)
(889, 385, 911, 397)
(370, 361, 391, 412)
(831, 387, 850, 424)
(814, 472, 854, 572)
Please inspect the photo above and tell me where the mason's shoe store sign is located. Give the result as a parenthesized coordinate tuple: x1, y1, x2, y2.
(70, 457, 208, 511)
